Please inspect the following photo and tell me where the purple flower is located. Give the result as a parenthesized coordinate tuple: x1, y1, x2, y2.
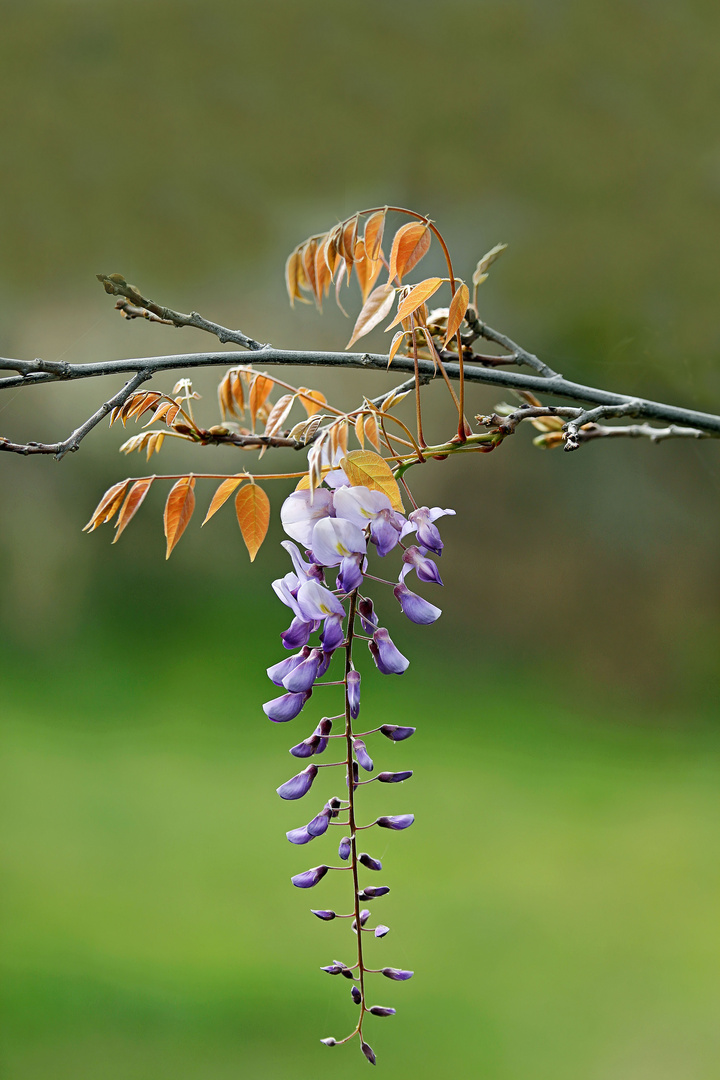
(374, 925, 390, 938)
(369, 628, 409, 675)
(316, 651, 333, 678)
(359, 909, 371, 926)
(359, 852, 382, 871)
(347, 671, 361, 719)
(282, 648, 321, 692)
(286, 826, 312, 845)
(291, 864, 329, 888)
(311, 516, 367, 567)
(358, 886, 389, 900)
(321, 964, 344, 975)
(314, 718, 333, 754)
(338, 836, 351, 861)
(401, 505, 455, 555)
(337, 553, 365, 593)
(361, 1041, 377, 1065)
(400, 545, 443, 585)
(351, 985, 362, 1004)
(296, 579, 345, 621)
(320, 1037, 337, 1046)
(280, 539, 323, 583)
(267, 647, 310, 687)
(280, 616, 314, 650)
(320, 615, 344, 651)
(311, 909, 336, 921)
(370, 509, 404, 556)
(378, 770, 413, 784)
(306, 808, 330, 837)
(393, 582, 442, 625)
(380, 724, 416, 741)
(277, 764, 318, 800)
(353, 737, 373, 772)
(358, 596, 378, 634)
(280, 489, 333, 547)
(333, 486, 405, 557)
(376, 814, 415, 830)
(369, 1006, 396, 1017)
(289, 734, 320, 758)
(381, 967, 413, 981)
(263, 690, 311, 723)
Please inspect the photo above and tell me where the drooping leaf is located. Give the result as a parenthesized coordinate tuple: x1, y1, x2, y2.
(297, 388, 327, 416)
(203, 477, 244, 524)
(113, 478, 154, 543)
(302, 240, 320, 306)
(388, 222, 431, 284)
(146, 432, 165, 460)
(387, 330, 408, 368)
(235, 483, 270, 562)
(249, 375, 274, 428)
(323, 227, 342, 276)
(285, 249, 308, 306)
(314, 243, 331, 306)
(264, 394, 295, 437)
(340, 450, 404, 512)
(444, 282, 470, 346)
(472, 243, 507, 284)
(364, 413, 380, 452)
(354, 413, 365, 448)
(387, 278, 443, 329)
(363, 209, 386, 261)
(82, 480, 130, 532)
(164, 476, 196, 559)
(330, 419, 348, 458)
(346, 283, 396, 349)
(341, 215, 359, 278)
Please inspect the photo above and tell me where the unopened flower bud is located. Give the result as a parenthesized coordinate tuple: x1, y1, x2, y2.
(286, 826, 312, 845)
(378, 770, 413, 784)
(358, 596, 378, 634)
(359, 909, 371, 926)
(359, 852, 382, 871)
(358, 886, 390, 900)
(379, 725, 416, 741)
(381, 967, 413, 981)
(374, 924, 390, 938)
(277, 764, 318, 800)
(320, 1036, 337, 1046)
(393, 581, 442, 624)
(263, 690, 311, 723)
(353, 738, 373, 772)
(369, 628, 409, 675)
(368, 1005, 396, 1017)
(361, 1040, 377, 1065)
(311, 909, 336, 921)
(338, 836, 351, 861)
(347, 670, 361, 718)
(351, 985, 362, 1005)
(289, 735, 320, 758)
(306, 808, 330, 837)
(376, 814, 415, 830)
(291, 865, 329, 889)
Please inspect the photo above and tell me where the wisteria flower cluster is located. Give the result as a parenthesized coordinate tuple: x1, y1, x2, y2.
(264, 463, 454, 1064)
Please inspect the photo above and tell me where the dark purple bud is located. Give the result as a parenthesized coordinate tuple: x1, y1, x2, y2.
(316, 651, 333, 678)
(359, 909, 371, 926)
(291, 864, 329, 889)
(289, 735, 320, 758)
(327, 795, 341, 817)
(358, 596, 378, 634)
(374, 924, 390, 938)
(320, 615, 344, 651)
(351, 985, 362, 1005)
(338, 836, 351, 861)
(381, 967, 413, 981)
(267, 647, 310, 687)
(393, 581, 442, 625)
(306, 808, 330, 837)
(263, 690, 311, 723)
(378, 771, 413, 784)
(346, 761, 359, 790)
(314, 717, 333, 755)
(353, 738, 373, 772)
(369, 629, 409, 675)
(380, 724, 416, 741)
(368, 1006, 396, 1017)
(320, 1037, 337, 1046)
(311, 909, 336, 921)
(281, 616, 314, 650)
(376, 814, 415, 830)
(347, 670, 361, 719)
(359, 852, 382, 871)
(361, 1041, 377, 1065)
(282, 648, 321, 693)
(358, 886, 390, 900)
(321, 964, 343, 975)
(277, 764, 318, 800)
(286, 826, 312, 845)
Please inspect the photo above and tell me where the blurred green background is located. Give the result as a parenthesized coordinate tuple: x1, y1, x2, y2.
(1, 2, 719, 1077)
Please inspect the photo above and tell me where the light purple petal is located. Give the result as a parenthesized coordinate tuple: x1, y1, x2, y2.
(358, 886, 389, 899)
(359, 852, 382, 871)
(311, 909, 336, 921)
(267, 647, 310, 687)
(320, 615, 344, 651)
(358, 596, 378, 634)
(338, 836, 351, 861)
(337, 553, 365, 593)
(311, 516, 367, 566)
(374, 925, 390, 939)
(277, 764, 318, 800)
(272, 572, 302, 615)
(282, 648, 321, 692)
(347, 671, 361, 719)
(280, 489, 333, 546)
(400, 545, 443, 585)
(291, 864, 329, 888)
(296, 579, 346, 621)
(393, 582, 442, 624)
(378, 770, 413, 783)
(286, 826, 313, 845)
(370, 511, 403, 556)
(369, 628, 409, 675)
(379, 724, 416, 741)
(263, 690, 311, 723)
(280, 616, 314, 650)
(353, 737, 373, 772)
(306, 809, 330, 837)
(376, 814, 415, 830)
(381, 967, 413, 981)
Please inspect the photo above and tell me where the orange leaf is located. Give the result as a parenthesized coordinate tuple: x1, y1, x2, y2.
(387, 277, 443, 329)
(340, 450, 404, 512)
(164, 477, 196, 559)
(387, 330, 408, 368)
(113, 478, 153, 543)
(363, 209, 386, 261)
(264, 394, 295, 437)
(443, 282, 470, 347)
(235, 483, 270, 562)
(388, 222, 431, 284)
(285, 250, 310, 306)
(354, 414, 365, 448)
(202, 477, 244, 524)
(302, 240, 319, 306)
(297, 388, 327, 416)
(249, 375, 274, 428)
(364, 413, 380, 452)
(346, 283, 396, 349)
(314, 243, 331, 305)
(82, 480, 130, 532)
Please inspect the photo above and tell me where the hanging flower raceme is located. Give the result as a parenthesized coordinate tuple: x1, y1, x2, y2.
(263, 462, 455, 1064)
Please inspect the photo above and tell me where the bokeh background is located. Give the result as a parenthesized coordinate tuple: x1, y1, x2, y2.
(1, 2, 719, 1077)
